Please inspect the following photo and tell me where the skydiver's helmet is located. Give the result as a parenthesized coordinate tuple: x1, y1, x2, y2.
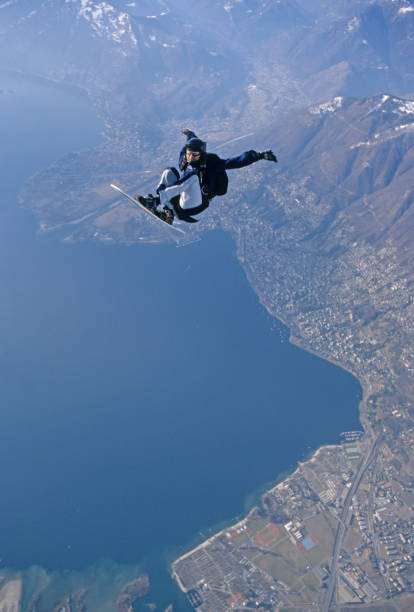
(186, 138, 206, 165)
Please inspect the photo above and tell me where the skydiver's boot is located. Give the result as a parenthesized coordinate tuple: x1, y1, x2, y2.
(136, 193, 160, 212)
(136, 193, 174, 225)
(158, 205, 174, 225)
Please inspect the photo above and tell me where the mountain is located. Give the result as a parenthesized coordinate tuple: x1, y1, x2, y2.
(204, 92, 414, 428)
(2, 0, 413, 133)
(247, 94, 414, 266)
(0, 0, 305, 91)
(4, 1, 414, 391)
(6, 0, 413, 258)
(21, 91, 414, 275)
(0, 2, 228, 134)
(287, 0, 414, 98)
(294, 0, 369, 23)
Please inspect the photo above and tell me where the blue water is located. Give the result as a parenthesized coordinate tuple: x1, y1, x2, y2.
(0, 72, 361, 608)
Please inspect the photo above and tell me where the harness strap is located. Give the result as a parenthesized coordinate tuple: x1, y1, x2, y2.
(172, 196, 210, 222)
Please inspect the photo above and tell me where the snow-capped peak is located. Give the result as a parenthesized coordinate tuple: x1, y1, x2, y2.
(309, 97, 344, 116)
(397, 100, 414, 114)
(66, 0, 137, 47)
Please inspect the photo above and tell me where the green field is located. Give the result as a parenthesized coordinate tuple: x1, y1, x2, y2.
(272, 538, 309, 570)
(257, 524, 279, 545)
(246, 516, 269, 534)
(302, 513, 337, 565)
(251, 535, 309, 587)
(229, 531, 250, 547)
(302, 570, 320, 591)
(288, 583, 318, 605)
(344, 526, 364, 552)
(253, 553, 302, 585)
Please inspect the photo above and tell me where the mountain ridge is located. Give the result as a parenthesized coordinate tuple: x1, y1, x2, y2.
(1, 0, 413, 126)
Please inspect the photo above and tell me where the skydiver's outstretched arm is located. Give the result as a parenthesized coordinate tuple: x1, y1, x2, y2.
(179, 129, 277, 170)
(218, 149, 278, 171)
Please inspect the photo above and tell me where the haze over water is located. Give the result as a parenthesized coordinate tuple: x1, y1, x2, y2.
(0, 73, 361, 604)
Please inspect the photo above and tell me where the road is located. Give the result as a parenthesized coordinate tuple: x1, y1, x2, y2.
(321, 435, 380, 612)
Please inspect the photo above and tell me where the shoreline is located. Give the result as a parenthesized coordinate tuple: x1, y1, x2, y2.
(171, 294, 368, 595)
(171, 438, 361, 593)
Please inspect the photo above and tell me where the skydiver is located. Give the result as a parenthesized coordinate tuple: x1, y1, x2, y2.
(136, 129, 277, 224)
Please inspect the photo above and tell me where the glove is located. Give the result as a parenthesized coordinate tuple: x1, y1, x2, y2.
(182, 128, 195, 137)
(156, 184, 166, 195)
(259, 150, 278, 163)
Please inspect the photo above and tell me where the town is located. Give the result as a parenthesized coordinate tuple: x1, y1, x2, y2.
(172, 426, 414, 610)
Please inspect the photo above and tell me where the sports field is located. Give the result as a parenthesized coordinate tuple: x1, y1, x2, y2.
(254, 524, 280, 547)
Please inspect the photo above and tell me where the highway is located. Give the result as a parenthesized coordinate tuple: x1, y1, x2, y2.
(321, 435, 380, 612)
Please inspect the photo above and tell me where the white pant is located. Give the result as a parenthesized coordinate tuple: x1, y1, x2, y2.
(158, 168, 202, 210)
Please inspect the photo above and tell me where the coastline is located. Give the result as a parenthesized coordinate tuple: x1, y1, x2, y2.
(171, 441, 347, 595)
(171, 433, 359, 594)
(171, 293, 366, 597)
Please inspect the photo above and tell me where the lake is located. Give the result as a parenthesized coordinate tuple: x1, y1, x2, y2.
(0, 72, 362, 609)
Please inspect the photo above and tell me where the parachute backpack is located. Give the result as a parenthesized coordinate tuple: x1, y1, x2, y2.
(207, 153, 229, 196)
